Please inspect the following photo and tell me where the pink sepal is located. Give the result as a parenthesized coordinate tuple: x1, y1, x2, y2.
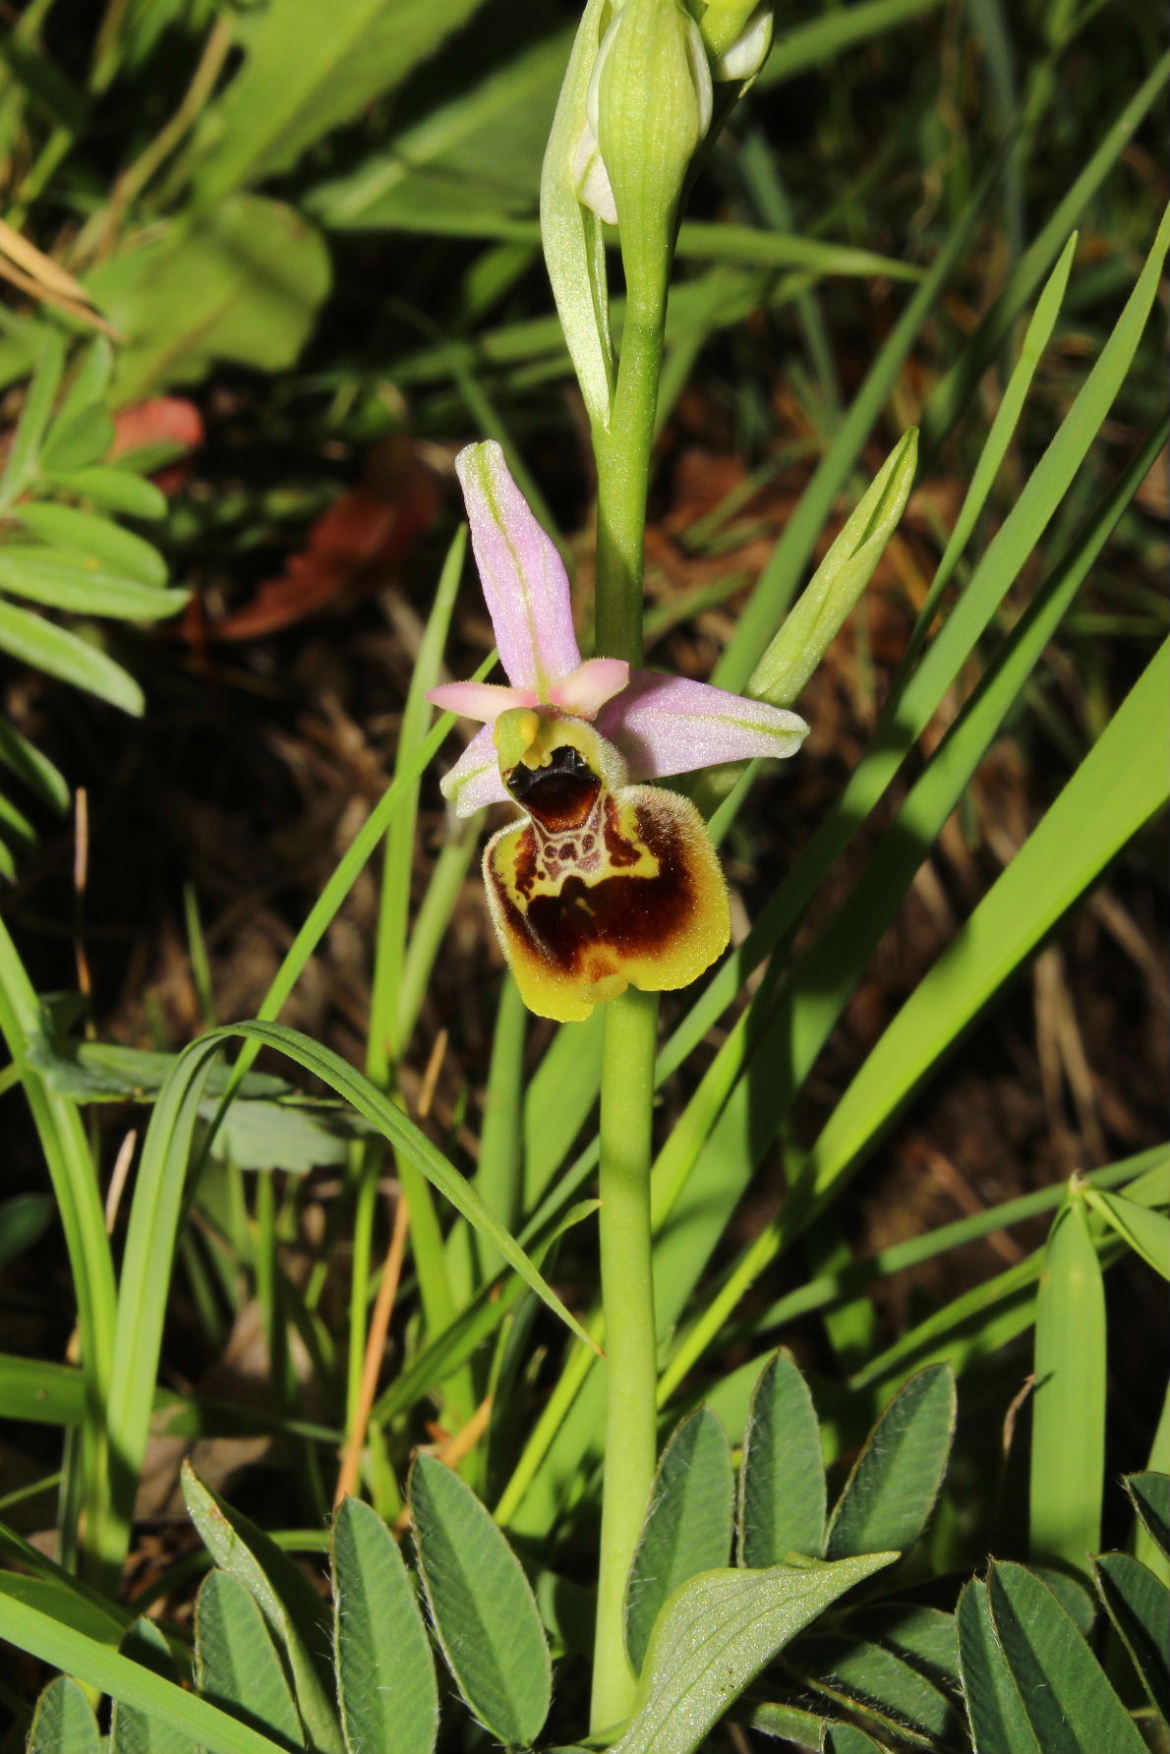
(598, 671, 809, 778)
(455, 443, 581, 695)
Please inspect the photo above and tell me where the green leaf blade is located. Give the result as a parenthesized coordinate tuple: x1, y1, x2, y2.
(110, 1619, 199, 1754)
(1087, 1189, 1170, 1279)
(612, 1552, 896, 1754)
(826, 1365, 956, 1559)
(409, 1452, 551, 1747)
(985, 1561, 1147, 1754)
(0, 1587, 291, 1754)
(956, 1577, 1042, 1754)
(14, 503, 166, 584)
(181, 1465, 342, 1754)
(0, 550, 187, 620)
(1126, 1472, 1170, 1560)
(738, 1350, 827, 1566)
(332, 1497, 438, 1754)
(0, 595, 144, 712)
(1094, 1553, 1170, 1725)
(191, 0, 486, 201)
(87, 198, 331, 404)
(26, 1675, 102, 1754)
(195, 1569, 304, 1752)
(626, 1408, 736, 1674)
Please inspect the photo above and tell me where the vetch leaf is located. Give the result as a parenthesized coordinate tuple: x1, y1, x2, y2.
(87, 198, 331, 404)
(214, 1098, 351, 1173)
(181, 1464, 342, 1754)
(13, 504, 165, 584)
(610, 1552, 896, 1754)
(0, 550, 187, 620)
(333, 1497, 438, 1754)
(1125, 1472, 1170, 1560)
(26, 1675, 101, 1754)
(110, 1618, 199, 1754)
(45, 466, 168, 520)
(0, 333, 64, 507)
(738, 1697, 825, 1747)
(0, 714, 69, 812)
(823, 1727, 887, 1754)
(39, 346, 117, 475)
(0, 596, 143, 713)
(826, 1365, 956, 1559)
(738, 1350, 826, 1566)
(956, 1577, 1041, 1754)
(792, 1628, 959, 1747)
(1094, 1553, 1170, 1725)
(1029, 1189, 1106, 1575)
(985, 1561, 1147, 1754)
(626, 1408, 735, 1674)
(1032, 1568, 1097, 1638)
(38, 404, 117, 477)
(866, 1603, 960, 1692)
(409, 1452, 550, 1746)
(195, 1569, 303, 1751)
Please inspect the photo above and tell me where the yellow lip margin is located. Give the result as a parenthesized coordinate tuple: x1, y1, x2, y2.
(483, 782, 730, 1022)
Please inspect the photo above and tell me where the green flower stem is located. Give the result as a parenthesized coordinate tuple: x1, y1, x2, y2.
(593, 256, 670, 664)
(589, 250, 670, 1735)
(592, 986, 659, 1734)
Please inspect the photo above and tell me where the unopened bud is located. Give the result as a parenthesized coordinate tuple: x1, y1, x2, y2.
(592, 0, 713, 261)
(709, 6, 774, 80)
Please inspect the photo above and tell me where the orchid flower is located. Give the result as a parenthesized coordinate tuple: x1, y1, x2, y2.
(429, 442, 808, 1023)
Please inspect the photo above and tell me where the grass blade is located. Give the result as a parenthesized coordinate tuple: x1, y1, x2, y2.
(1029, 1188, 1107, 1576)
(0, 1584, 290, 1754)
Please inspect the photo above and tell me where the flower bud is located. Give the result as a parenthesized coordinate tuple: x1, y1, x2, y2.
(591, 0, 713, 282)
(708, 6, 774, 81)
(695, 0, 772, 71)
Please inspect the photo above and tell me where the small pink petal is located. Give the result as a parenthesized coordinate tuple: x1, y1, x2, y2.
(549, 657, 630, 717)
(597, 671, 809, 779)
(428, 680, 539, 722)
(455, 442, 581, 694)
(439, 723, 511, 817)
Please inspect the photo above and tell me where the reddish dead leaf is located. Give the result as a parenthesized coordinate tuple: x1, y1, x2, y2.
(192, 449, 441, 642)
(111, 396, 205, 494)
(110, 397, 204, 458)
